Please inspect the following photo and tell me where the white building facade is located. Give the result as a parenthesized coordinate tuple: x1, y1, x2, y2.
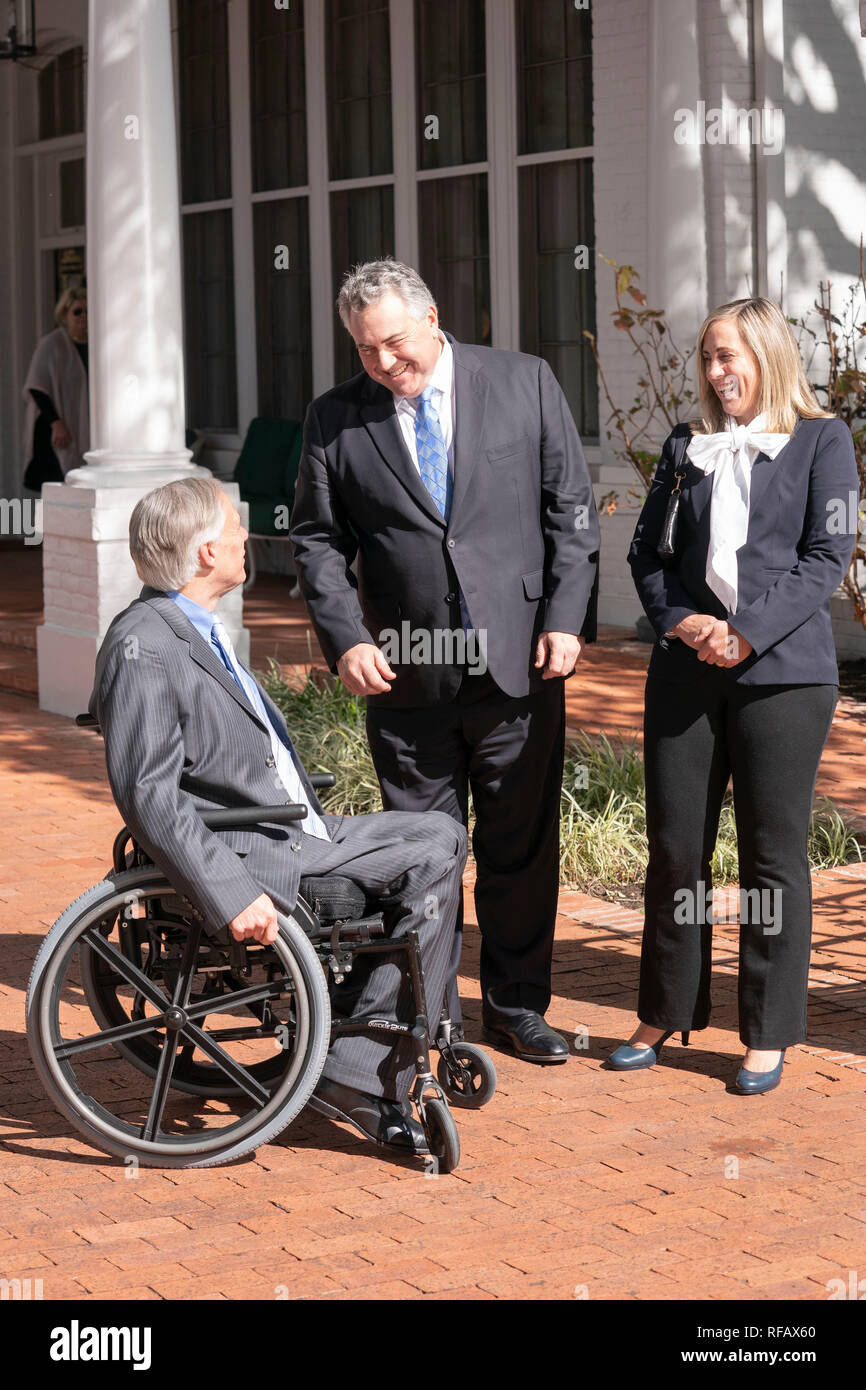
(1, 0, 865, 695)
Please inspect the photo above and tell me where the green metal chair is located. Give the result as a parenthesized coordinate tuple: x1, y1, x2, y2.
(233, 417, 303, 593)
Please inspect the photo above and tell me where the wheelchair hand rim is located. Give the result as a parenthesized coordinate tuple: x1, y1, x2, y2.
(33, 882, 323, 1159)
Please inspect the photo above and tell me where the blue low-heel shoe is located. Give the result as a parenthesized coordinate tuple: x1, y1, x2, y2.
(609, 1029, 690, 1071)
(735, 1049, 786, 1095)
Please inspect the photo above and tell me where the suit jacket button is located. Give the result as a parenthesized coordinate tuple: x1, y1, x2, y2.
(290, 842, 301, 852)
(445, 592, 456, 603)
(447, 539, 455, 549)
(265, 755, 275, 767)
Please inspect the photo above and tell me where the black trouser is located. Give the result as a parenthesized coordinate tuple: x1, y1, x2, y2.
(366, 669, 565, 1024)
(639, 672, 837, 1048)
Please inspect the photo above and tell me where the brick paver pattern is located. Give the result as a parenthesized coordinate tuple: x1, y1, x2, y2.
(1, 552, 865, 1300)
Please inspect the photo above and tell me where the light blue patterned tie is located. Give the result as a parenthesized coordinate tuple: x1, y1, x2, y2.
(211, 617, 330, 841)
(414, 386, 452, 521)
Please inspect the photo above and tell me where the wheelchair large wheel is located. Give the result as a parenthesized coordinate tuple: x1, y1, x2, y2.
(436, 1043, 497, 1109)
(77, 881, 321, 1100)
(27, 867, 330, 1168)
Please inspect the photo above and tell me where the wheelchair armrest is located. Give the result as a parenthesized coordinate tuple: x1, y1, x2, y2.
(200, 804, 308, 828)
(308, 774, 336, 789)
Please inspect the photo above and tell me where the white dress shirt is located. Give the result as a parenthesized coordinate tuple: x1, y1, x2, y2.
(392, 333, 455, 478)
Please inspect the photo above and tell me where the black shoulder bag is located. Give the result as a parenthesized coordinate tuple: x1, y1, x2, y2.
(656, 431, 690, 561)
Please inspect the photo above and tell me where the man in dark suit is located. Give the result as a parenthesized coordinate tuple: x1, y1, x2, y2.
(291, 259, 600, 1063)
(90, 476, 467, 1153)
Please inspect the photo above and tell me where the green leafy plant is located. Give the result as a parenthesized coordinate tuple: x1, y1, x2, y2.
(583, 256, 697, 509)
(260, 666, 863, 899)
(793, 239, 866, 632)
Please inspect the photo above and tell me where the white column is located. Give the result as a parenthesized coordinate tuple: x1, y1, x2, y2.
(646, 0, 708, 348)
(390, 0, 418, 266)
(304, 1, 334, 398)
(70, 0, 199, 485)
(486, 0, 519, 349)
(37, 0, 248, 717)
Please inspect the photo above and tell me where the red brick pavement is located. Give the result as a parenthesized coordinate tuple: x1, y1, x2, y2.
(2, 687, 866, 1302)
(1, 548, 866, 1300)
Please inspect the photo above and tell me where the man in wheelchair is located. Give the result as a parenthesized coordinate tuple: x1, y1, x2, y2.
(87, 476, 469, 1155)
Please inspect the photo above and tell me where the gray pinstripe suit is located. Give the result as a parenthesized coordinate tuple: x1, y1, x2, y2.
(89, 588, 467, 1098)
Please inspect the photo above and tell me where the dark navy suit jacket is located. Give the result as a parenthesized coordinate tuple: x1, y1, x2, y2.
(290, 334, 600, 707)
(628, 416, 858, 684)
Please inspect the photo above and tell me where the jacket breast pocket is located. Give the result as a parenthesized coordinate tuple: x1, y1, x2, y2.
(522, 569, 544, 601)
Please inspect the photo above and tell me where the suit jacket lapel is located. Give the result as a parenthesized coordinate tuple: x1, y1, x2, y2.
(747, 422, 800, 514)
(359, 379, 446, 527)
(449, 337, 489, 518)
(141, 590, 270, 732)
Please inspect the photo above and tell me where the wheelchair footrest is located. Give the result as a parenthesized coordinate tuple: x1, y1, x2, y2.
(310, 913, 385, 943)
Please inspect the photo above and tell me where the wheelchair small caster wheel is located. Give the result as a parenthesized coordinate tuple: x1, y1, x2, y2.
(436, 1043, 497, 1109)
(421, 1096, 460, 1173)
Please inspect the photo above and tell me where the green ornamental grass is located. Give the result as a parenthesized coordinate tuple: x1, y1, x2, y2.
(261, 665, 863, 900)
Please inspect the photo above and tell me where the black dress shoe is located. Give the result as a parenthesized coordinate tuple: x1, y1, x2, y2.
(482, 1011, 569, 1064)
(310, 1077, 428, 1151)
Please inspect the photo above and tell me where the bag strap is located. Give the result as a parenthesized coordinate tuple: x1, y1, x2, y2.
(669, 429, 689, 491)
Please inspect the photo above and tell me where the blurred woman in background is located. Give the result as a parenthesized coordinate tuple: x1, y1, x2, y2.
(22, 287, 89, 487)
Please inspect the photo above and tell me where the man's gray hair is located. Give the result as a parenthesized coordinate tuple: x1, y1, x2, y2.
(337, 258, 437, 329)
(129, 477, 225, 591)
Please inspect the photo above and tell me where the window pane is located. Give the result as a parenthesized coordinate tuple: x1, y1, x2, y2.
(39, 47, 84, 140)
(250, 0, 307, 191)
(253, 199, 312, 421)
(517, 0, 592, 154)
(326, 0, 393, 179)
(518, 160, 597, 439)
(331, 185, 395, 383)
(59, 159, 85, 229)
(415, 0, 486, 170)
(418, 174, 491, 346)
(178, 0, 232, 203)
(182, 211, 238, 429)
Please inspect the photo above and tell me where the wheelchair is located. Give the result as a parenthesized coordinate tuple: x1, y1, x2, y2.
(25, 716, 496, 1172)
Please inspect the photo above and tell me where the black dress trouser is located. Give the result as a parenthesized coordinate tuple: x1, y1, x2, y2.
(366, 668, 565, 1024)
(639, 671, 837, 1048)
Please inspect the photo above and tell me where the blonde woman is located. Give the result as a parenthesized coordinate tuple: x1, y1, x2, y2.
(22, 287, 89, 486)
(611, 297, 857, 1094)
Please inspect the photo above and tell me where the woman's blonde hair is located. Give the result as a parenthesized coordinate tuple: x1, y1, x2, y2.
(695, 296, 833, 434)
(54, 286, 87, 327)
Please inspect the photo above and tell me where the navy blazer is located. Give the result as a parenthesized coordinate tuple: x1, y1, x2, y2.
(290, 334, 600, 707)
(628, 416, 858, 685)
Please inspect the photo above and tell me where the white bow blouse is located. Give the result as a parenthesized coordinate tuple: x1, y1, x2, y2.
(685, 413, 791, 613)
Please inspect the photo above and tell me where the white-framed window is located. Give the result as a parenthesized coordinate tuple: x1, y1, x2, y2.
(175, 0, 597, 442)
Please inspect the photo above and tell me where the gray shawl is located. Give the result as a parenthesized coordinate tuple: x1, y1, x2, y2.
(22, 326, 90, 476)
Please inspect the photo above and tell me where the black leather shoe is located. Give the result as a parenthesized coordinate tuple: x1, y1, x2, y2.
(482, 1011, 569, 1064)
(310, 1077, 428, 1151)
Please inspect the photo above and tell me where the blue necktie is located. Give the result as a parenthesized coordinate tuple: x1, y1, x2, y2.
(210, 617, 330, 841)
(414, 386, 452, 521)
